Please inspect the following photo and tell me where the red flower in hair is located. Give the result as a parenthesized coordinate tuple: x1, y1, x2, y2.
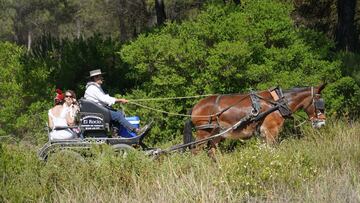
(55, 89, 64, 101)
(56, 89, 62, 94)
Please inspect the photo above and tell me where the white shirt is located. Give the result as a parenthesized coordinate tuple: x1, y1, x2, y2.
(48, 107, 75, 140)
(84, 82, 116, 106)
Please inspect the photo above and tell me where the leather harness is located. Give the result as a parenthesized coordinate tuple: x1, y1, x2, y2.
(195, 87, 292, 131)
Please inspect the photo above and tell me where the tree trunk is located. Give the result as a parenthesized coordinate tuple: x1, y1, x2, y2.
(14, 8, 26, 45)
(155, 0, 166, 26)
(117, 0, 127, 42)
(335, 0, 358, 51)
(27, 30, 32, 52)
(76, 18, 81, 39)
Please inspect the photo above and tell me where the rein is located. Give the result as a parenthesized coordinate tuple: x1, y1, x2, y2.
(127, 101, 193, 117)
(127, 91, 287, 121)
(127, 94, 216, 102)
(128, 95, 250, 118)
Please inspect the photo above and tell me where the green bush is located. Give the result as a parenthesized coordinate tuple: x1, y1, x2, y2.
(0, 42, 25, 137)
(120, 0, 344, 143)
(0, 41, 52, 143)
(323, 77, 360, 118)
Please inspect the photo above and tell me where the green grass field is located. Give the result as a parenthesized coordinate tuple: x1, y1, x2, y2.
(1, 119, 360, 202)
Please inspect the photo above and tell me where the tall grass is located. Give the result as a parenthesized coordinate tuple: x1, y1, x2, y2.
(1, 120, 360, 202)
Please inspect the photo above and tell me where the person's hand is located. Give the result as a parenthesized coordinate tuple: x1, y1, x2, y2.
(116, 98, 128, 104)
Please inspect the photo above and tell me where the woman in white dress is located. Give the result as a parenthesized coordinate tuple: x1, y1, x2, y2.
(48, 89, 78, 140)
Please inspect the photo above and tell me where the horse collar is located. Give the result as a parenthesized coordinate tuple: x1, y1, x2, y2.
(269, 87, 292, 118)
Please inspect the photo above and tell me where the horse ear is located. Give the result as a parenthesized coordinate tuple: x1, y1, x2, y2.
(317, 83, 327, 93)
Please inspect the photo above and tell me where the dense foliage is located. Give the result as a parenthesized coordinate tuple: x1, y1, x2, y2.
(121, 1, 360, 142)
(1, 0, 360, 144)
(0, 42, 52, 144)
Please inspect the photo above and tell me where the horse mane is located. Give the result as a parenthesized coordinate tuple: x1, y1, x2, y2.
(318, 83, 327, 93)
(283, 83, 326, 94)
(283, 87, 310, 94)
(219, 84, 325, 96)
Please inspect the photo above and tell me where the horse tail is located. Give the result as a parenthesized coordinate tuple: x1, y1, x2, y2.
(183, 108, 194, 147)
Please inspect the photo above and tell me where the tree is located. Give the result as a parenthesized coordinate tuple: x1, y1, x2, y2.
(0, 0, 78, 50)
(0, 0, 210, 45)
(155, 0, 167, 26)
(335, 0, 358, 51)
(291, 0, 359, 52)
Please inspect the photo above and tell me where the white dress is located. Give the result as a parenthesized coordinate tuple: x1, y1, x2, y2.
(48, 107, 76, 141)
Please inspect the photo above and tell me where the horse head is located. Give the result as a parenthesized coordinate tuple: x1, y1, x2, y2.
(284, 83, 326, 128)
(302, 83, 326, 128)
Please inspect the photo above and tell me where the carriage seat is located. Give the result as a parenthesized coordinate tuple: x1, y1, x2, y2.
(78, 98, 111, 124)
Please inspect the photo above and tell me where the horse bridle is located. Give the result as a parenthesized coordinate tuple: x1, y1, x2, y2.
(308, 87, 326, 128)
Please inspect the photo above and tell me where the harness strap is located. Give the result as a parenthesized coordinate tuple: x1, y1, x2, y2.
(250, 91, 261, 116)
(214, 95, 224, 129)
(269, 87, 292, 118)
(311, 86, 314, 97)
(195, 123, 220, 130)
(195, 88, 294, 131)
(197, 93, 262, 130)
(269, 86, 284, 101)
(270, 90, 279, 101)
(195, 102, 282, 131)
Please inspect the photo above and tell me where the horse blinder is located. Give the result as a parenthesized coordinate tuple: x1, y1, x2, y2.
(311, 94, 326, 128)
(314, 97, 325, 111)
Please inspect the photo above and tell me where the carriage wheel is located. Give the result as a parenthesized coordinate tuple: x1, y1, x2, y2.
(111, 144, 135, 158)
(47, 149, 85, 164)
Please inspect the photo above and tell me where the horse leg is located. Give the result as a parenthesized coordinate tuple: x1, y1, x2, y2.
(259, 114, 285, 145)
(191, 129, 212, 155)
(192, 127, 221, 159)
(207, 136, 223, 162)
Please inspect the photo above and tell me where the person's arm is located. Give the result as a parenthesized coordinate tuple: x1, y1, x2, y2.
(48, 112, 54, 129)
(115, 98, 128, 103)
(66, 105, 79, 126)
(66, 113, 75, 126)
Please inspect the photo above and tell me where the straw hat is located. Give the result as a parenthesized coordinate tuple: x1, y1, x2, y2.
(89, 69, 104, 77)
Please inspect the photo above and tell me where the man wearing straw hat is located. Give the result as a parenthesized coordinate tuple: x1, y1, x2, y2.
(84, 69, 150, 136)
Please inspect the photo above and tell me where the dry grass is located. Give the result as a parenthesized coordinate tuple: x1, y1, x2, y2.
(1, 119, 360, 202)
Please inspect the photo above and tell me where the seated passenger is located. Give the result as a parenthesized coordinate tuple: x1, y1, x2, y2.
(63, 89, 79, 126)
(84, 69, 150, 137)
(48, 89, 77, 141)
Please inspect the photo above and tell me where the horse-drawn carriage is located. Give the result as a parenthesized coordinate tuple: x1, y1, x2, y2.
(38, 99, 155, 160)
(39, 84, 326, 161)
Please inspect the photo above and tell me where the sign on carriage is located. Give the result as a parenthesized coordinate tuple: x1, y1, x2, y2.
(81, 115, 105, 130)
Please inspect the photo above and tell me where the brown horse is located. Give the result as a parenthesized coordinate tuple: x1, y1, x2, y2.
(183, 84, 326, 158)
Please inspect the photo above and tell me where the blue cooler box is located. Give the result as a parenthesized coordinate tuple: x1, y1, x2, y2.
(118, 116, 140, 138)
